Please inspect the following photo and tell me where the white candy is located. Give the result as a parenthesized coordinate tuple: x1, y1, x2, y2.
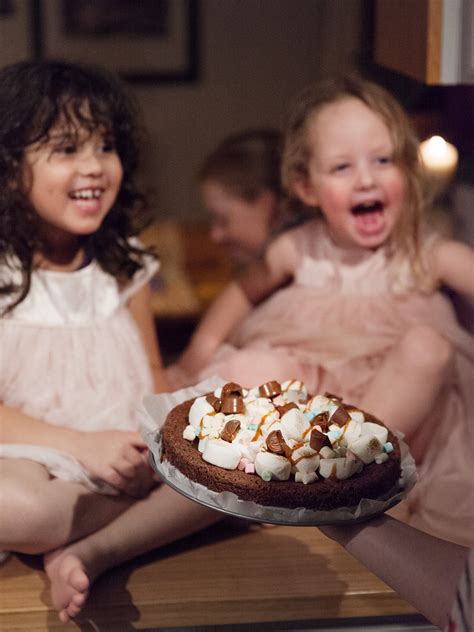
(292, 445, 320, 474)
(360, 422, 388, 445)
(319, 446, 336, 459)
(339, 419, 362, 447)
(295, 471, 318, 484)
(280, 408, 310, 442)
(202, 439, 241, 470)
(182, 425, 196, 441)
(306, 394, 331, 413)
(202, 412, 225, 430)
(319, 457, 362, 480)
(350, 435, 383, 464)
(188, 397, 215, 428)
(281, 380, 307, 402)
(245, 397, 275, 418)
(254, 452, 291, 481)
(349, 410, 365, 423)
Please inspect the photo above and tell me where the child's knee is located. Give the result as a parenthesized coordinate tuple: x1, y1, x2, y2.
(0, 481, 52, 551)
(399, 326, 453, 375)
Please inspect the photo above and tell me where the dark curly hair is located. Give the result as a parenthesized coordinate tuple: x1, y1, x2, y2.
(0, 59, 156, 314)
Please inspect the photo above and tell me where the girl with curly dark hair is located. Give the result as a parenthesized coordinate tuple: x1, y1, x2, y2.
(0, 60, 219, 622)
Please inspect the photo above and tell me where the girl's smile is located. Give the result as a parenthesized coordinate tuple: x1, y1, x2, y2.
(294, 96, 406, 250)
(23, 124, 123, 242)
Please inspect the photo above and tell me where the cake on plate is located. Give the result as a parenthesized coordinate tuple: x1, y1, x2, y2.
(160, 380, 402, 510)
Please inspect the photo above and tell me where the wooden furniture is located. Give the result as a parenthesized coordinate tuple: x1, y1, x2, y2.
(0, 522, 424, 631)
(374, 0, 474, 85)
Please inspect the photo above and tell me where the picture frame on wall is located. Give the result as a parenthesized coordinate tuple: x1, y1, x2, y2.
(31, 0, 199, 83)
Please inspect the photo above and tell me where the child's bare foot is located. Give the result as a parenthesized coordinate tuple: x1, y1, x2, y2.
(44, 549, 90, 622)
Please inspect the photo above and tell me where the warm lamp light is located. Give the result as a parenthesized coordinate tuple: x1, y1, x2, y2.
(419, 135, 458, 186)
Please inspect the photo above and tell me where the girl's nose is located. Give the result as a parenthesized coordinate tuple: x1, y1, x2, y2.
(78, 150, 103, 176)
(355, 164, 375, 189)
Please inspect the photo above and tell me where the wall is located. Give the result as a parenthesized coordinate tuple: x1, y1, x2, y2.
(0, 0, 364, 221)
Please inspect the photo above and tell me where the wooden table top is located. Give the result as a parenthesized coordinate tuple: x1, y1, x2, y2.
(0, 522, 420, 631)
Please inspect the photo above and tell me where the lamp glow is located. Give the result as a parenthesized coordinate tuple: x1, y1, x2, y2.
(419, 135, 458, 183)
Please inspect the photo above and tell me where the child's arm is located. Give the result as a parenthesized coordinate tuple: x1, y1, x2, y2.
(0, 404, 153, 497)
(127, 283, 170, 393)
(432, 238, 474, 297)
(176, 234, 297, 376)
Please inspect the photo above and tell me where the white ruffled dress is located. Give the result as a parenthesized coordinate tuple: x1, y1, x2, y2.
(0, 253, 157, 493)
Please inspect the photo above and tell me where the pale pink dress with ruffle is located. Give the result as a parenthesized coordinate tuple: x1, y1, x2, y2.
(0, 252, 157, 493)
(169, 219, 474, 546)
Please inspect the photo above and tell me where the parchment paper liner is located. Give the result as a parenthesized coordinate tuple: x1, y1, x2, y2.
(139, 378, 418, 525)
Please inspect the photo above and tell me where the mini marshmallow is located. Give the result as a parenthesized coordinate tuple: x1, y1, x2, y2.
(375, 453, 389, 464)
(280, 407, 310, 442)
(202, 439, 241, 470)
(384, 442, 394, 453)
(244, 462, 255, 474)
(350, 435, 383, 464)
(182, 425, 196, 441)
(188, 397, 215, 428)
(360, 422, 388, 445)
(319, 446, 336, 459)
(254, 452, 291, 481)
(238, 457, 249, 470)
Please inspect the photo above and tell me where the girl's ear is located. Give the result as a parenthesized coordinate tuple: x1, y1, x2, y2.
(292, 175, 319, 207)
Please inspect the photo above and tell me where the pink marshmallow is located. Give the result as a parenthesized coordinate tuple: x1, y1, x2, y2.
(238, 457, 249, 471)
(244, 463, 255, 474)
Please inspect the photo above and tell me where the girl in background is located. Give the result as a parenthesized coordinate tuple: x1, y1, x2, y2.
(199, 128, 311, 266)
(0, 60, 219, 623)
(170, 76, 474, 547)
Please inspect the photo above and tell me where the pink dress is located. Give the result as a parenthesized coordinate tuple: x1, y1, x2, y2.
(170, 219, 474, 546)
(0, 251, 157, 493)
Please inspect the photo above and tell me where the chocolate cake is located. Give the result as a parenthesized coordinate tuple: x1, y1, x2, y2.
(160, 380, 402, 510)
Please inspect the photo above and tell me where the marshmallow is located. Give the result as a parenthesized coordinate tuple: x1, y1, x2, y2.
(182, 425, 196, 441)
(188, 397, 215, 428)
(202, 439, 241, 470)
(295, 471, 318, 484)
(349, 410, 365, 423)
(281, 380, 307, 402)
(360, 422, 388, 445)
(350, 435, 383, 464)
(292, 445, 320, 474)
(280, 407, 310, 442)
(319, 446, 336, 459)
(254, 452, 291, 481)
(319, 457, 362, 480)
(339, 418, 362, 447)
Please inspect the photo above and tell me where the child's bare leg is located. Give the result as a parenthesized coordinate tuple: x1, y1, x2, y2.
(44, 484, 221, 622)
(0, 459, 135, 553)
(361, 326, 453, 454)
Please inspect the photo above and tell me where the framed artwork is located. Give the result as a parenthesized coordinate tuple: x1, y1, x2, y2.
(31, 0, 199, 83)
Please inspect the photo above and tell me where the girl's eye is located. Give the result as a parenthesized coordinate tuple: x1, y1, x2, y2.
(376, 155, 392, 165)
(53, 143, 76, 155)
(332, 163, 350, 173)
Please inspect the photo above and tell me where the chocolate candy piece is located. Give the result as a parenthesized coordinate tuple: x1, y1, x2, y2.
(266, 430, 291, 458)
(309, 427, 331, 452)
(221, 382, 244, 397)
(258, 380, 282, 398)
(324, 391, 342, 401)
(330, 406, 351, 427)
(276, 402, 298, 416)
(220, 395, 245, 414)
(206, 393, 222, 412)
(312, 411, 330, 431)
(220, 419, 241, 442)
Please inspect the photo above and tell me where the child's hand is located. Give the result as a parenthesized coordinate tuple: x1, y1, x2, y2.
(75, 430, 155, 497)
